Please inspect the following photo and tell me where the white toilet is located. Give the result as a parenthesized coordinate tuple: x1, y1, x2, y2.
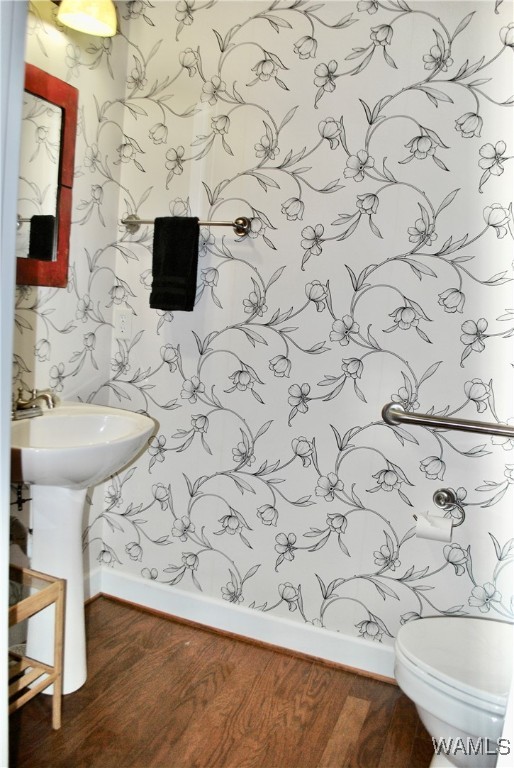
(394, 616, 514, 768)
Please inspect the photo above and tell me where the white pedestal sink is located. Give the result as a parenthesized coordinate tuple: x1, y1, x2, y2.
(11, 402, 155, 694)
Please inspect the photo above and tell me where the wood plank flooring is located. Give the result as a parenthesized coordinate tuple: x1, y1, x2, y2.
(9, 596, 434, 768)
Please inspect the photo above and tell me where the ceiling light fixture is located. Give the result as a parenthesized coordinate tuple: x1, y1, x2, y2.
(57, 0, 117, 37)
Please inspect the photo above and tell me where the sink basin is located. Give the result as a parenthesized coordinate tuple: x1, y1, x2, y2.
(10, 402, 155, 694)
(11, 402, 154, 489)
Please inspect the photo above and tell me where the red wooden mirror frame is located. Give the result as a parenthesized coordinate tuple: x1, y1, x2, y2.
(16, 63, 78, 288)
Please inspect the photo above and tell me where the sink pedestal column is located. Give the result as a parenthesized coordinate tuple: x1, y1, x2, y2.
(26, 484, 87, 694)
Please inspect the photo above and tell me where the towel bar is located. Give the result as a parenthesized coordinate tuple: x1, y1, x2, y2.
(121, 214, 251, 236)
(382, 402, 514, 438)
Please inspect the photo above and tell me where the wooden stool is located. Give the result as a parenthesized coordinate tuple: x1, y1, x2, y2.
(8, 565, 65, 729)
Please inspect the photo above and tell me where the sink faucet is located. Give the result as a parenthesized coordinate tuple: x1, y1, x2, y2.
(13, 388, 57, 418)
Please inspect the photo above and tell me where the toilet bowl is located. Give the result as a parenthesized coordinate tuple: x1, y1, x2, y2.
(394, 617, 514, 768)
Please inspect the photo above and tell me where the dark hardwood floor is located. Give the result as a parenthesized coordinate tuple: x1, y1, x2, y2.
(9, 596, 433, 768)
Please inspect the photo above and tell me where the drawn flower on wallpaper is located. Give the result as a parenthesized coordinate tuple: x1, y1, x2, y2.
(438, 288, 465, 314)
(249, 53, 288, 90)
(401, 130, 449, 171)
(222, 579, 243, 604)
(149, 123, 168, 145)
(315, 473, 343, 501)
(152, 483, 171, 511)
(344, 150, 374, 182)
(279, 582, 299, 611)
(422, 39, 453, 72)
(34, 339, 50, 362)
(356, 619, 383, 642)
(275, 532, 297, 569)
(179, 48, 199, 77)
(232, 438, 255, 466)
(269, 355, 292, 378)
(318, 117, 342, 149)
(200, 268, 218, 290)
(301, 224, 324, 268)
(305, 280, 327, 311)
(77, 184, 105, 226)
(181, 376, 205, 403)
(314, 60, 338, 106)
(454, 112, 482, 139)
(281, 197, 304, 221)
(499, 22, 514, 47)
(444, 544, 469, 575)
(294, 36, 317, 60)
(390, 384, 419, 412)
(139, 269, 151, 292)
(292, 436, 314, 467)
(243, 284, 267, 317)
(126, 542, 143, 562)
(49, 362, 65, 392)
(330, 315, 360, 345)
(468, 582, 502, 613)
(107, 280, 136, 310)
(419, 456, 446, 480)
(123, 1, 153, 22)
(288, 383, 311, 424)
(492, 420, 514, 451)
(148, 435, 167, 470)
(257, 504, 279, 526)
(172, 516, 195, 542)
(400, 612, 422, 625)
(407, 216, 437, 245)
(183, 552, 199, 571)
(384, 305, 431, 343)
(161, 344, 179, 372)
(465, 378, 491, 412)
(357, 0, 378, 14)
(483, 203, 512, 238)
(175, 0, 194, 28)
(191, 414, 208, 434)
(115, 139, 145, 172)
(84, 143, 101, 172)
(460, 318, 488, 365)
(127, 62, 147, 92)
(111, 349, 130, 376)
(374, 537, 400, 571)
(165, 146, 185, 185)
(478, 141, 509, 192)
(201, 75, 226, 105)
(142, 568, 158, 581)
(356, 193, 379, 215)
(369, 468, 402, 493)
(255, 131, 279, 160)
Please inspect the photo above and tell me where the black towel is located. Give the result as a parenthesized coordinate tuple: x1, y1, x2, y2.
(149, 217, 199, 311)
(28, 215, 55, 261)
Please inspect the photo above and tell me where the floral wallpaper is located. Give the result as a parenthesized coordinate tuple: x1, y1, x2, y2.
(13, 0, 514, 659)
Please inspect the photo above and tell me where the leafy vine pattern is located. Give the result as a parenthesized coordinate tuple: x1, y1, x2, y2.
(14, 0, 514, 649)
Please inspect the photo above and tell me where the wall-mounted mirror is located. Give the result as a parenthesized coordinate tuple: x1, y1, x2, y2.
(16, 64, 78, 288)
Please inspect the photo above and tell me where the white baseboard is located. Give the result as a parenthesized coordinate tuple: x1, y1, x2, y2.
(87, 566, 395, 679)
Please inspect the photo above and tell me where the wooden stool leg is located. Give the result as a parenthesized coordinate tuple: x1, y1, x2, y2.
(52, 580, 65, 730)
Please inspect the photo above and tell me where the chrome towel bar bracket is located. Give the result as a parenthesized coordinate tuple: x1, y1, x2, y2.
(382, 402, 514, 439)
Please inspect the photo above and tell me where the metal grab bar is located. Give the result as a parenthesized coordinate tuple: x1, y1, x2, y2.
(382, 402, 514, 439)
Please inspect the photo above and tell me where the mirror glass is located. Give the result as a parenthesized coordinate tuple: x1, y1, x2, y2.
(16, 64, 78, 288)
(16, 92, 62, 262)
